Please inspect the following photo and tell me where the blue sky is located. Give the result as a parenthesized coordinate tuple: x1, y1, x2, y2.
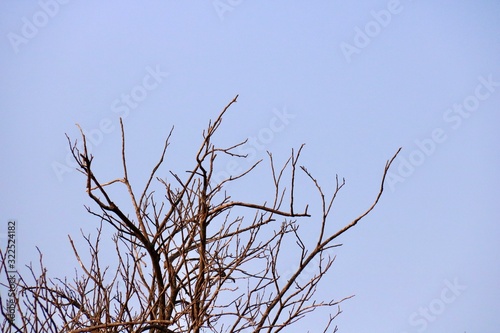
(1, 1, 499, 332)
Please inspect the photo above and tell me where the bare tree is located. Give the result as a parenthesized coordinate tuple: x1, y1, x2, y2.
(1, 95, 400, 333)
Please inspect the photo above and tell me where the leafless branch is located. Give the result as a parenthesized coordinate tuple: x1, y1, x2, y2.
(0, 96, 400, 333)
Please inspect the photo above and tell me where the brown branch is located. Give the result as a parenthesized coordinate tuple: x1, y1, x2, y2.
(1, 96, 400, 333)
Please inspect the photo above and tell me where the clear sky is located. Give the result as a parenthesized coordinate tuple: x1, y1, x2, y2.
(1, 1, 499, 332)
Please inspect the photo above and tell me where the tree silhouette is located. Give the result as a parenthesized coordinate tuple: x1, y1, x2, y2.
(0, 95, 400, 332)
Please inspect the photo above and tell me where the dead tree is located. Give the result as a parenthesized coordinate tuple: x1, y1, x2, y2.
(0, 95, 400, 333)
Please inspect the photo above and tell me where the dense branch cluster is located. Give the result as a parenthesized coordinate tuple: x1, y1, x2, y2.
(0, 96, 400, 333)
